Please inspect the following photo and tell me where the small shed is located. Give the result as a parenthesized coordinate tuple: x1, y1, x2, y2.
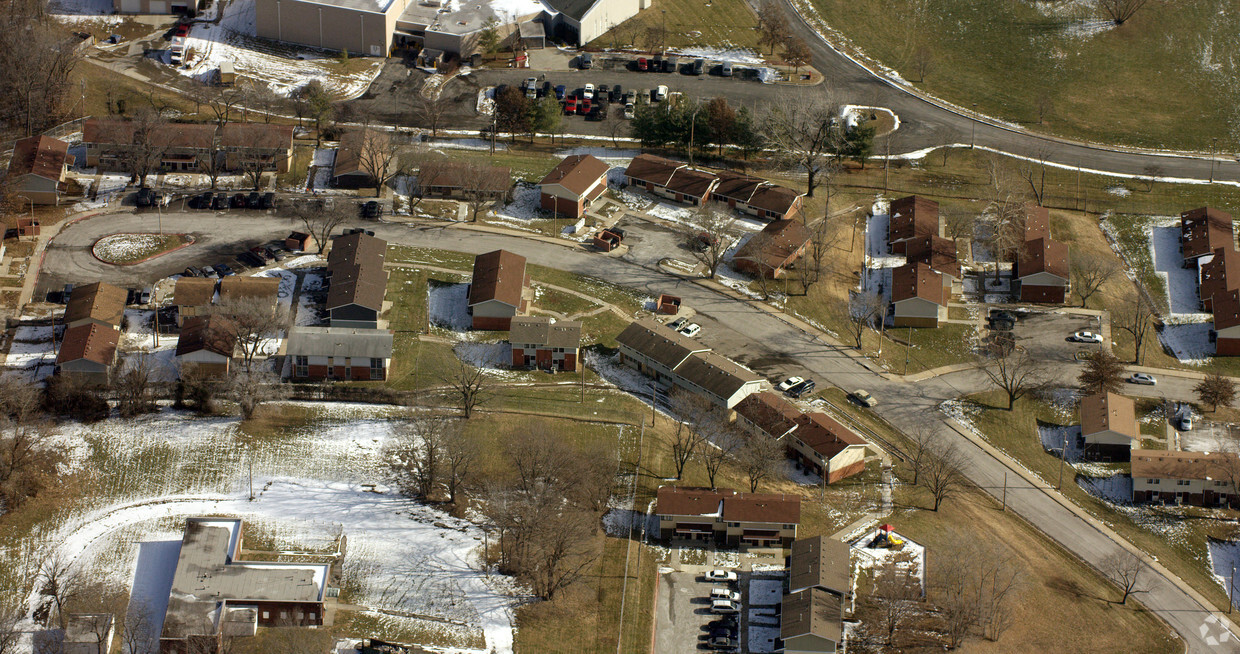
(17, 217, 40, 238)
(218, 61, 236, 85)
(593, 229, 621, 252)
(657, 294, 681, 315)
(519, 20, 546, 49)
(286, 231, 311, 251)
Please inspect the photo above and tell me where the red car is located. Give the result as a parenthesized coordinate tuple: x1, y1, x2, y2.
(637, 57, 648, 71)
(173, 23, 190, 36)
(578, 98, 592, 115)
(564, 95, 577, 114)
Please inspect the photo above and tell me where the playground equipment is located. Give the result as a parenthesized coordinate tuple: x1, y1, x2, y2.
(869, 524, 905, 550)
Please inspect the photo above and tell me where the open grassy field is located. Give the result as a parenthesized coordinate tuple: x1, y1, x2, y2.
(590, 0, 763, 53)
(962, 390, 1236, 616)
(796, 0, 1237, 151)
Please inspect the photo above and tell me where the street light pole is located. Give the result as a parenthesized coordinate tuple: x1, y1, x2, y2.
(661, 10, 667, 55)
(1211, 137, 1219, 183)
(970, 103, 978, 149)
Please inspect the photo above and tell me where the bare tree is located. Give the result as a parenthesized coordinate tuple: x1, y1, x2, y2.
(907, 426, 934, 486)
(357, 129, 402, 197)
(764, 92, 844, 197)
(782, 37, 812, 74)
(197, 151, 225, 190)
(668, 390, 710, 479)
(976, 347, 1044, 410)
(684, 202, 737, 279)
(1036, 92, 1055, 125)
(1017, 148, 1050, 207)
(286, 200, 351, 254)
(227, 369, 288, 421)
(112, 353, 157, 417)
(1113, 292, 1156, 364)
(413, 93, 451, 138)
(870, 558, 920, 647)
(1071, 254, 1120, 308)
(247, 83, 287, 123)
(0, 602, 23, 654)
(442, 425, 481, 504)
(386, 413, 459, 500)
(756, 0, 789, 55)
(910, 44, 934, 82)
(976, 545, 1022, 641)
(1096, 0, 1149, 24)
(213, 298, 289, 371)
(122, 599, 161, 654)
(459, 163, 509, 223)
(1140, 164, 1164, 192)
(941, 208, 974, 242)
(847, 291, 887, 350)
(1078, 350, 1124, 395)
(36, 551, 84, 629)
(737, 431, 784, 492)
(118, 108, 170, 188)
(936, 543, 981, 648)
(918, 436, 967, 511)
(1195, 373, 1237, 412)
(699, 427, 742, 488)
(1101, 549, 1148, 604)
(440, 359, 494, 418)
(237, 152, 269, 192)
(0, 379, 63, 513)
(526, 507, 599, 600)
(0, 13, 80, 137)
(800, 215, 841, 295)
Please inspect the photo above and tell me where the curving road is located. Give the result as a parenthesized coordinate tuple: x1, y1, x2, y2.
(762, 0, 1240, 185)
(40, 210, 1240, 652)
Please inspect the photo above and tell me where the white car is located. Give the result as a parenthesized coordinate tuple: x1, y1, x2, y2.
(583, 83, 594, 99)
(654, 85, 668, 101)
(1070, 331, 1104, 343)
(710, 599, 740, 614)
(710, 588, 742, 602)
(1128, 373, 1157, 385)
(668, 317, 688, 330)
(851, 389, 878, 407)
(623, 103, 635, 119)
(705, 569, 737, 583)
(678, 323, 701, 338)
(777, 376, 804, 392)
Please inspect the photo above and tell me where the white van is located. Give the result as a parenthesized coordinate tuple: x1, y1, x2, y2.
(654, 85, 668, 101)
(710, 588, 741, 602)
(711, 599, 739, 614)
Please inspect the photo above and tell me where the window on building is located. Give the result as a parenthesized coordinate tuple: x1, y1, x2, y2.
(728, 522, 740, 528)
(370, 357, 385, 380)
(262, 611, 270, 620)
(280, 612, 287, 620)
(294, 355, 308, 378)
(1151, 479, 1159, 484)
(309, 612, 316, 621)
(783, 524, 796, 529)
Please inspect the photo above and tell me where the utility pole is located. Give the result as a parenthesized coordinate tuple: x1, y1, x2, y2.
(1231, 566, 1235, 614)
(650, 380, 657, 426)
(661, 10, 667, 55)
(1211, 137, 1219, 183)
(580, 355, 585, 403)
(904, 326, 911, 375)
(970, 103, 978, 149)
(1076, 162, 1082, 212)
(1002, 472, 1007, 511)
(1058, 431, 1067, 490)
(248, 448, 254, 501)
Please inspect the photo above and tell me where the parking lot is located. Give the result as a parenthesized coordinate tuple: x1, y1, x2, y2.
(656, 569, 744, 652)
(1007, 309, 1101, 364)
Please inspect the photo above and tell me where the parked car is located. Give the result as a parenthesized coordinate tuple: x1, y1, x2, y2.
(246, 192, 262, 208)
(212, 263, 235, 277)
(1070, 330, 1104, 343)
(705, 569, 737, 583)
(623, 103, 635, 119)
(636, 57, 648, 71)
(1128, 373, 1157, 385)
(777, 376, 804, 392)
(260, 192, 276, 209)
(588, 104, 608, 121)
(251, 246, 274, 262)
(230, 193, 247, 208)
(136, 187, 154, 207)
(654, 85, 668, 101)
(564, 95, 577, 114)
(710, 588, 742, 602)
(183, 266, 204, 278)
(787, 379, 816, 398)
(1181, 414, 1194, 431)
(710, 600, 739, 614)
(196, 191, 213, 209)
(610, 85, 623, 102)
(266, 246, 286, 262)
(237, 251, 264, 268)
(625, 89, 637, 104)
(540, 81, 551, 98)
(597, 83, 609, 99)
(651, 55, 663, 72)
(524, 79, 538, 99)
(362, 200, 381, 218)
(851, 389, 878, 407)
(664, 56, 678, 72)
(668, 317, 688, 330)
(678, 323, 701, 337)
(721, 61, 733, 77)
(554, 84, 566, 100)
(692, 58, 705, 75)
(707, 635, 738, 651)
(580, 52, 593, 69)
(578, 98, 592, 115)
(583, 83, 594, 99)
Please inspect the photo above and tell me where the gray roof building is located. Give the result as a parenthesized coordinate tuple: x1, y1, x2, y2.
(509, 316, 582, 349)
(788, 536, 851, 594)
(285, 326, 394, 359)
(615, 318, 709, 371)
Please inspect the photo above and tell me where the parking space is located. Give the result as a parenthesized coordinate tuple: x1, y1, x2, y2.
(1008, 310, 1100, 363)
(655, 568, 744, 652)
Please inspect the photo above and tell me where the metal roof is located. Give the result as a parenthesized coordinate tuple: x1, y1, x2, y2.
(285, 326, 394, 359)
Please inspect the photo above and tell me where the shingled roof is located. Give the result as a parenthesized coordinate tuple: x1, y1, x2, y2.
(64, 282, 128, 328)
(218, 122, 294, 149)
(1216, 288, 1240, 330)
(891, 262, 945, 305)
(7, 135, 70, 181)
(733, 219, 810, 272)
(905, 234, 961, 280)
(793, 413, 867, 460)
(469, 249, 528, 308)
(1080, 392, 1138, 440)
(615, 318, 709, 370)
(624, 154, 682, 187)
(734, 391, 803, 439)
(1202, 247, 1240, 310)
(539, 154, 610, 196)
(789, 536, 851, 594)
(1018, 237, 1070, 280)
(1023, 204, 1050, 240)
(326, 231, 388, 312)
(56, 323, 119, 366)
(176, 315, 237, 358)
(781, 588, 843, 645)
(674, 351, 763, 402)
(1131, 449, 1240, 482)
(1181, 207, 1235, 261)
(722, 491, 801, 524)
(173, 277, 217, 308)
(508, 316, 582, 349)
(889, 195, 940, 244)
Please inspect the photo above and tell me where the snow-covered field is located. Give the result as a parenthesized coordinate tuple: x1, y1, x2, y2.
(178, 0, 382, 99)
(428, 281, 472, 332)
(1159, 320, 1215, 365)
(92, 233, 182, 262)
(1209, 539, 1240, 611)
(12, 405, 518, 653)
(492, 183, 542, 222)
(851, 528, 925, 589)
(668, 46, 765, 66)
(1037, 424, 1083, 461)
(5, 323, 59, 382)
(1147, 223, 1210, 318)
(1077, 474, 1133, 504)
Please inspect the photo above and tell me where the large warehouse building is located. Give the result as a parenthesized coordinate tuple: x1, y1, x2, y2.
(254, 0, 642, 57)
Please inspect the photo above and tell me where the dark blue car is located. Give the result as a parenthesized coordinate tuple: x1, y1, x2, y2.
(554, 84, 566, 100)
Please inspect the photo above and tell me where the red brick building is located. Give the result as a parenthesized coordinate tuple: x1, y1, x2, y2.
(468, 249, 532, 330)
(888, 195, 940, 256)
(1016, 237, 1070, 304)
(654, 486, 801, 547)
(538, 154, 610, 219)
(508, 316, 582, 371)
(732, 219, 810, 278)
(1180, 206, 1235, 268)
(284, 327, 393, 381)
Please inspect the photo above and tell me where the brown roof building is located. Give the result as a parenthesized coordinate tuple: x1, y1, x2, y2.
(1181, 207, 1235, 263)
(56, 323, 120, 383)
(781, 588, 844, 653)
(654, 486, 801, 547)
(172, 277, 217, 326)
(176, 315, 238, 359)
(1023, 204, 1050, 240)
(623, 154, 718, 205)
(331, 128, 383, 185)
(1200, 246, 1240, 313)
(468, 249, 531, 330)
(891, 262, 947, 328)
(326, 231, 388, 330)
(7, 135, 73, 205)
(711, 171, 804, 221)
(734, 391, 803, 440)
(615, 318, 710, 372)
(888, 195, 940, 255)
(218, 122, 295, 174)
(905, 234, 961, 281)
(1216, 289, 1240, 357)
(509, 316, 582, 372)
(218, 276, 280, 307)
(624, 154, 682, 187)
(732, 219, 811, 278)
(1132, 449, 1240, 507)
(1080, 392, 1139, 461)
(419, 161, 512, 200)
(64, 281, 128, 330)
(538, 154, 611, 219)
(788, 535, 851, 595)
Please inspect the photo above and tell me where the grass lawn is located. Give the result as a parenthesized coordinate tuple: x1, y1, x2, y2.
(532, 285, 602, 318)
(964, 390, 1237, 616)
(92, 233, 193, 264)
(590, 0, 763, 53)
(276, 144, 314, 190)
(796, 0, 1236, 151)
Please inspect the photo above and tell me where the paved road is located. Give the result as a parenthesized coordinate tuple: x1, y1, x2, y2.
(42, 210, 1237, 651)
